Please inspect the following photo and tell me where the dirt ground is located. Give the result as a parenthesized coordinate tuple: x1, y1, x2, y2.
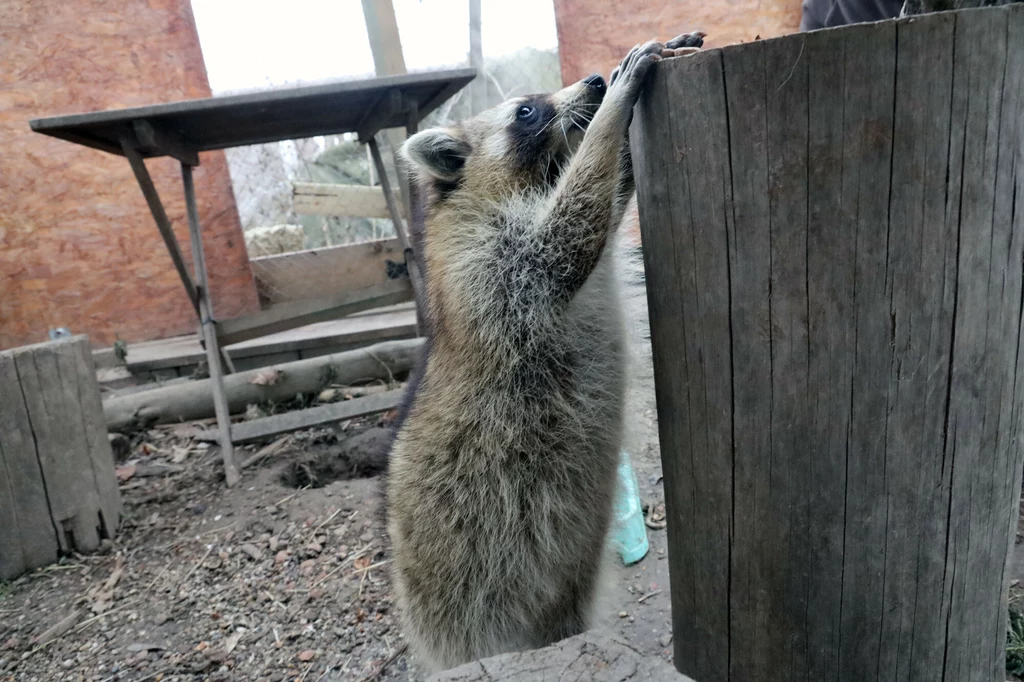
(0, 390, 673, 682)
(5, 260, 1020, 681)
(0, 265, 676, 682)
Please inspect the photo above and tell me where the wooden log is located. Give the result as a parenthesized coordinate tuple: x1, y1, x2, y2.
(630, 6, 1024, 682)
(103, 338, 423, 431)
(0, 336, 121, 580)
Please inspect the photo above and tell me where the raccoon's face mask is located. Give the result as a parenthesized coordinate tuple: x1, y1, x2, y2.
(402, 76, 606, 187)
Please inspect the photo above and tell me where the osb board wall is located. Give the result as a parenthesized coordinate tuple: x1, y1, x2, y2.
(0, 0, 259, 350)
(552, 0, 802, 245)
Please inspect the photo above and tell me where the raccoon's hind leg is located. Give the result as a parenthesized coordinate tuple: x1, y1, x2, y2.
(531, 577, 597, 648)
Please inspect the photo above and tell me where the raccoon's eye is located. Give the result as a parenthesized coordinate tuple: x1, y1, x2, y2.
(516, 105, 537, 122)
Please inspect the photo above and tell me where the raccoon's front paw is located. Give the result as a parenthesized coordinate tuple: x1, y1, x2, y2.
(607, 40, 667, 109)
(607, 32, 706, 107)
(664, 31, 706, 57)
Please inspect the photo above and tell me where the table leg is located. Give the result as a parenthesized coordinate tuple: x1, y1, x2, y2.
(181, 163, 240, 488)
(368, 136, 426, 334)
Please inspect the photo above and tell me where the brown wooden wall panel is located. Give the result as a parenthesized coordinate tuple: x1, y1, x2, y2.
(0, 0, 259, 350)
(552, 0, 801, 87)
(552, 0, 801, 246)
(249, 238, 408, 305)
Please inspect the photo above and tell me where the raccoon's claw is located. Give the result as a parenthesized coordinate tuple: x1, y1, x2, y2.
(661, 46, 701, 58)
(608, 32, 706, 91)
(608, 40, 665, 96)
(665, 31, 706, 50)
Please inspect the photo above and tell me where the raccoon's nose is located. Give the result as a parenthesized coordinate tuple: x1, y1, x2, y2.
(583, 74, 606, 91)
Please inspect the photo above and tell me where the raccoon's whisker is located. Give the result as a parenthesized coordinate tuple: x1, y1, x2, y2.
(568, 114, 587, 135)
(575, 110, 594, 125)
(559, 116, 570, 148)
(533, 116, 559, 138)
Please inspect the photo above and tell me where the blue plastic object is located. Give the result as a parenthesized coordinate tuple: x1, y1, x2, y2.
(612, 451, 649, 565)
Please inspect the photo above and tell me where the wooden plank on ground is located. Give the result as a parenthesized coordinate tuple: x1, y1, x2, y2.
(120, 307, 417, 373)
(250, 237, 406, 304)
(215, 279, 414, 347)
(195, 389, 404, 444)
(291, 183, 405, 219)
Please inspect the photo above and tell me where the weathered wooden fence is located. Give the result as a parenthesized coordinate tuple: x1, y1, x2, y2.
(0, 336, 121, 579)
(632, 6, 1023, 681)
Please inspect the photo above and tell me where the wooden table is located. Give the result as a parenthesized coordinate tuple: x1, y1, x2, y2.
(30, 68, 475, 486)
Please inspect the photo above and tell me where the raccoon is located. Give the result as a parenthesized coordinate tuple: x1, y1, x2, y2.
(900, 0, 1018, 15)
(384, 33, 705, 674)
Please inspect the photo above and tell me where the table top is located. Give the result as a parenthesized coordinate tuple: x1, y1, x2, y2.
(29, 68, 476, 158)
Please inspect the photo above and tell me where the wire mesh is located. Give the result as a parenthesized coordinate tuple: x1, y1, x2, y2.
(209, 1, 563, 306)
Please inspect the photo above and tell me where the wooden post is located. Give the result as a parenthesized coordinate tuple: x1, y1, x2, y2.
(361, 0, 429, 334)
(0, 336, 121, 580)
(361, 0, 407, 78)
(182, 163, 240, 488)
(369, 136, 428, 333)
(630, 6, 1024, 682)
(468, 0, 486, 116)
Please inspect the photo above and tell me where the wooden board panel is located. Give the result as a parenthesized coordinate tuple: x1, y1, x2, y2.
(632, 47, 732, 682)
(249, 237, 407, 305)
(802, 26, 858, 679)
(874, 13, 957, 679)
(291, 183, 405, 220)
(70, 339, 121, 537)
(631, 6, 1024, 680)
(117, 306, 416, 372)
(52, 341, 105, 552)
(0, 353, 58, 579)
(0, 0, 260, 351)
(941, 8, 1022, 681)
(0, 336, 119, 579)
(215, 279, 414, 347)
(195, 388, 404, 444)
(12, 345, 84, 554)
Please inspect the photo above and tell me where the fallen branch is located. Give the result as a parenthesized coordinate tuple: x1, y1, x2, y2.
(30, 610, 81, 646)
(358, 643, 408, 682)
(240, 435, 294, 470)
(103, 338, 423, 431)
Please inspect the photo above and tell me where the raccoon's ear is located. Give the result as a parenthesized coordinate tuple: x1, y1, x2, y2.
(401, 128, 471, 182)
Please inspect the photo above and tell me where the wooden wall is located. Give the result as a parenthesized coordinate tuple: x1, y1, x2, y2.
(0, 0, 259, 350)
(553, 0, 802, 85)
(552, 0, 802, 246)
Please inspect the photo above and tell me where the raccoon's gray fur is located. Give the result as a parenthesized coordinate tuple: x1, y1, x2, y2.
(385, 33, 705, 674)
(900, 0, 1018, 15)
